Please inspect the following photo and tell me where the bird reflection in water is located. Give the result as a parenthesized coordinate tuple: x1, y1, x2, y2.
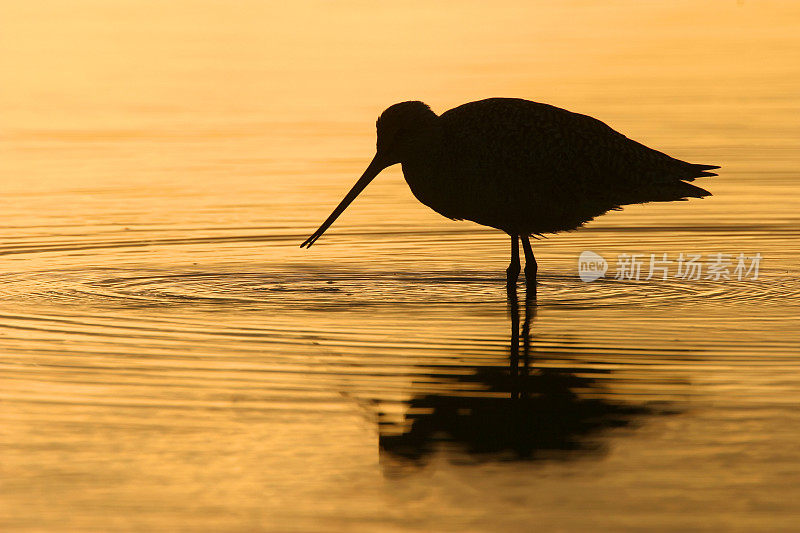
(378, 282, 671, 466)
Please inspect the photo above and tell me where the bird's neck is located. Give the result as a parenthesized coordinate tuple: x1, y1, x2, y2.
(400, 120, 442, 166)
(398, 121, 451, 212)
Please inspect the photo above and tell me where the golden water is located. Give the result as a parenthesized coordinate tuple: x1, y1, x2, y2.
(2, 1, 800, 531)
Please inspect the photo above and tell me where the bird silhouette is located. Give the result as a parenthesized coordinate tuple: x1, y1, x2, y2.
(301, 98, 718, 286)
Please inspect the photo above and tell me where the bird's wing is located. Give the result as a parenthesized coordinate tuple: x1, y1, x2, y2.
(442, 98, 715, 209)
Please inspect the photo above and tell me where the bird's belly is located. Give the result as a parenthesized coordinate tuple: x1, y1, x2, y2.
(401, 163, 605, 235)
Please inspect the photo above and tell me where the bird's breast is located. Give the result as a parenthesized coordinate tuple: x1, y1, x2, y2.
(400, 160, 460, 218)
(400, 157, 512, 230)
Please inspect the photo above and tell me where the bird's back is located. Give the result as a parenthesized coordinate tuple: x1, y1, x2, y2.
(425, 98, 716, 234)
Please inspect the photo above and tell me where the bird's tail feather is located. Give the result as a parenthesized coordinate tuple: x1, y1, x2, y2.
(653, 181, 712, 202)
(679, 181, 712, 198)
(621, 180, 711, 207)
(684, 163, 720, 180)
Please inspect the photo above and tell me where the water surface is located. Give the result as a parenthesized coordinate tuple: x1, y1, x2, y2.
(2, 1, 800, 531)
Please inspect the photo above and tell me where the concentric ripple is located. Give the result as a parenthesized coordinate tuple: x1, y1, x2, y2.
(2, 265, 798, 312)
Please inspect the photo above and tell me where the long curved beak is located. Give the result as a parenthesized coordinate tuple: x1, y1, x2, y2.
(300, 154, 389, 248)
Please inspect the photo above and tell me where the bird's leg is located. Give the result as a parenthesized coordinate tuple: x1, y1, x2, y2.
(506, 234, 521, 286)
(521, 235, 537, 290)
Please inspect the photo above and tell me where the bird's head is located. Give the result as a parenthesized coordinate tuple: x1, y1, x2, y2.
(300, 101, 437, 248)
(375, 101, 438, 165)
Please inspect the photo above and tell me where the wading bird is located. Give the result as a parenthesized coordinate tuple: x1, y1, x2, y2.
(301, 98, 717, 286)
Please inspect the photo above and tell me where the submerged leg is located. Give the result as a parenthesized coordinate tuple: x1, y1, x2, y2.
(521, 235, 537, 288)
(506, 234, 520, 285)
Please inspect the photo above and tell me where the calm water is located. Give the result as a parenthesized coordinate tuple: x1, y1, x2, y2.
(2, 1, 800, 531)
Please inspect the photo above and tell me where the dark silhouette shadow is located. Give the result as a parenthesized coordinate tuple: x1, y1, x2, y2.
(378, 280, 672, 466)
